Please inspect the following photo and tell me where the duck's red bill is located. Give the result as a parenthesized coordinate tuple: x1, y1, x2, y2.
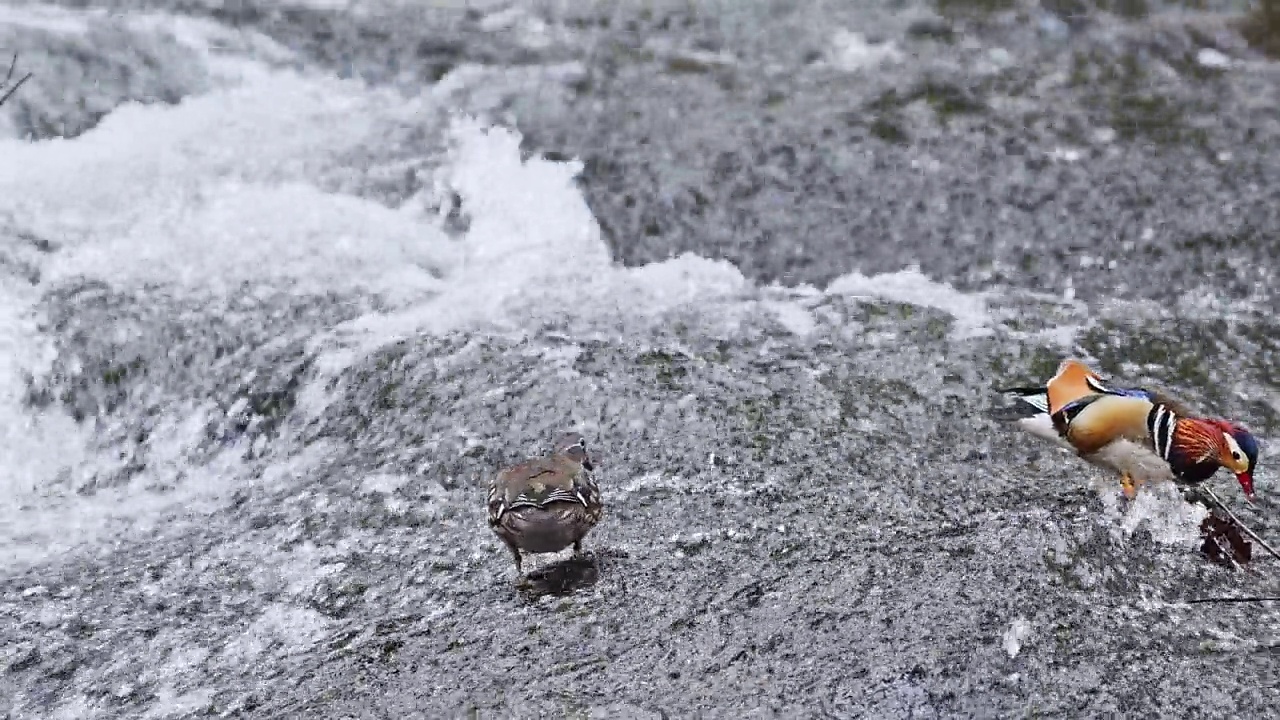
(1236, 472, 1255, 502)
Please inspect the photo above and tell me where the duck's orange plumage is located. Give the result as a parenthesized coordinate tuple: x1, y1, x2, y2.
(1045, 359, 1108, 416)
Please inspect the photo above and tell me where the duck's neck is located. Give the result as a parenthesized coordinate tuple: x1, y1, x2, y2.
(1163, 416, 1226, 476)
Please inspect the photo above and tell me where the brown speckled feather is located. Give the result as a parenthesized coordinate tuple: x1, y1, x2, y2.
(490, 455, 588, 515)
(485, 434, 604, 573)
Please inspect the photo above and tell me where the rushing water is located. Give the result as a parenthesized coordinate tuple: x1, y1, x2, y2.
(2, 2, 1278, 717)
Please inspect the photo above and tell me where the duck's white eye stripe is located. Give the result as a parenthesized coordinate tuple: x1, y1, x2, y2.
(1085, 376, 1112, 394)
(1224, 433, 1243, 457)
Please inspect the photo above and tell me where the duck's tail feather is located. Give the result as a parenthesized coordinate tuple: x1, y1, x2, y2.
(994, 385, 1051, 415)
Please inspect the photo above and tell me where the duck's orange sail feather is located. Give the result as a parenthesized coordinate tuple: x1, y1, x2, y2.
(1045, 359, 1107, 416)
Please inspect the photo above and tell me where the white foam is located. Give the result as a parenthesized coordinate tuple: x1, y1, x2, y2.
(826, 266, 994, 339)
(1030, 322, 1083, 348)
(302, 117, 752, 397)
(1196, 48, 1231, 70)
(4, 72, 441, 301)
(0, 4, 93, 34)
(286, 0, 492, 12)
(143, 686, 215, 720)
(124, 12, 301, 82)
(0, 418, 335, 569)
(0, 47, 456, 565)
(1098, 480, 1209, 548)
(0, 273, 92, 517)
(478, 6, 566, 50)
(763, 299, 818, 337)
(48, 695, 94, 720)
(1003, 617, 1031, 658)
(827, 29, 902, 72)
(0, 28, 762, 557)
(219, 603, 331, 665)
(360, 472, 413, 495)
(49, 180, 448, 303)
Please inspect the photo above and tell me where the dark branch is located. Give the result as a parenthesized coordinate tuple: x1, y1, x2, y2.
(1185, 597, 1280, 604)
(1200, 486, 1280, 563)
(0, 52, 32, 109)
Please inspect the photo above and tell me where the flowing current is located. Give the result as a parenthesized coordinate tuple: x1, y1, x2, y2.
(2, 2, 1278, 718)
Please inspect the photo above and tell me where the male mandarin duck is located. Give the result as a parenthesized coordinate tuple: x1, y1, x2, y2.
(487, 432, 603, 574)
(998, 359, 1259, 502)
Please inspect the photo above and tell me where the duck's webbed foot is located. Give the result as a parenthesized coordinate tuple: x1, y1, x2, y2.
(1120, 473, 1138, 500)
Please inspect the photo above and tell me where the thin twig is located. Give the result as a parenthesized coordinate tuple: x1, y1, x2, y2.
(1201, 485, 1280, 563)
(0, 72, 31, 107)
(1185, 596, 1280, 604)
(0, 52, 32, 108)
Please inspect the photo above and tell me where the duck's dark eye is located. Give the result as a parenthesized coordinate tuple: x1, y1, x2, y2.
(1232, 451, 1242, 461)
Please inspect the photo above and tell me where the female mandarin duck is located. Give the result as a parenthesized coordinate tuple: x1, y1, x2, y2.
(998, 359, 1259, 502)
(487, 432, 603, 575)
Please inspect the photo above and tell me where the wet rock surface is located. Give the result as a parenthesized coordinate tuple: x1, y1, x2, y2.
(3, 1, 1280, 718)
(4, 289, 1278, 717)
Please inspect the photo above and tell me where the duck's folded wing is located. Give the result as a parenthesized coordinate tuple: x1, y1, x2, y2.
(1132, 384, 1200, 418)
(1054, 394, 1155, 455)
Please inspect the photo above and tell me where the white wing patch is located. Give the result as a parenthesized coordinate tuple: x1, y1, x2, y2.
(487, 484, 506, 522)
(1223, 433, 1243, 460)
(1016, 414, 1067, 446)
(1014, 392, 1051, 414)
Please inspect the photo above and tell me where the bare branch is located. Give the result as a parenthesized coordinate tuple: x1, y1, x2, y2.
(1201, 485, 1280, 563)
(0, 52, 32, 109)
(1185, 596, 1280, 604)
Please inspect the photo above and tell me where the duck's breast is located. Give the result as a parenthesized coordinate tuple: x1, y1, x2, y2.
(498, 505, 597, 554)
